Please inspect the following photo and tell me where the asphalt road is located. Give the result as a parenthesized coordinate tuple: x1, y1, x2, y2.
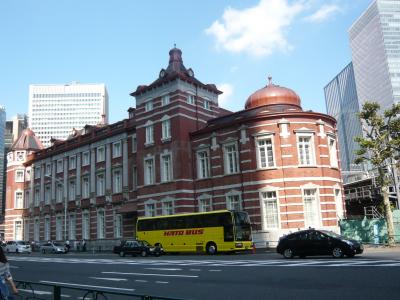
(6, 248, 400, 300)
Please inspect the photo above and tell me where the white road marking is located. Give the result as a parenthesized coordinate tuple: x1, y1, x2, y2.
(19, 289, 52, 295)
(189, 269, 201, 271)
(102, 271, 198, 278)
(10, 266, 19, 269)
(39, 281, 135, 292)
(145, 268, 182, 271)
(156, 281, 169, 284)
(209, 269, 221, 272)
(89, 277, 127, 282)
(135, 280, 148, 283)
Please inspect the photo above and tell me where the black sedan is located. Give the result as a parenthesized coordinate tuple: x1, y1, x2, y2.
(113, 240, 163, 257)
(277, 229, 363, 258)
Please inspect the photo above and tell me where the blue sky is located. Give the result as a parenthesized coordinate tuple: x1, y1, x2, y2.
(0, 0, 370, 124)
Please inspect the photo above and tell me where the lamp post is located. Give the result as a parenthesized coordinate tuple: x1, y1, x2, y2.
(45, 175, 67, 241)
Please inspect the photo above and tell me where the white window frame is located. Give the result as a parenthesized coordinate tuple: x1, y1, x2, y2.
(97, 146, 105, 162)
(44, 216, 51, 241)
(203, 99, 211, 110)
(82, 210, 90, 240)
(56, 184, 63, 203)
(82, 176, 90, 199)
(97, 209, 105, 239)
(162, 94, 170, 106)
(145, 200, 157, 217)
(196, 149, 210, 179)
(302, 186, 321, 228)
(160, 153, 172, 182)
(15, 170, 25, 183)
(255, 135, 276, 169)
(144, 157, 155, 185)
(34, 188, 40, 206)
(225, 191, 242, 211)
(69, 213, 76, 240)
(14, 219, 23, 241)
(56, 159, 63, 173)
(187, 94, 195, 105)
(97, 173, 105, 196)
(297, 133, 315, 166)
(328, 136, 338, 168)
(161, 198, 174, 215)
(145, 100, 153, 112)
(69, 155, 76, 170)
(198, 194, 212, 212)
(45, 163, 52, 176)
(131, 134, 137, 153)
(161, 116, 171, 141)
(260, 189, 280, 229)
(113, 141, 122, 158)
(15, 190, 23, 209)
(44, 184, 51, 205)
(34, 166, 41, 179)
(145, 121, 154, 145)
(34, 218, 40, 241)
(115, 213, 123, 238)
(113, 169, 122, 193)
(82, 151, 90, 166)
(68, 179, 76, 201)
(224, 142, 240, 174)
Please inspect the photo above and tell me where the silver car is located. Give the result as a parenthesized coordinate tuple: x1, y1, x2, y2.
(5, 241, 32, 254)
(40, 242, 67, 254)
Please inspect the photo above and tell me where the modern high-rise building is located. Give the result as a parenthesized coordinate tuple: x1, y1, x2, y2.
(29, 82, 109, 148)
(0, 106, 6, 223)
(349, 0, 400, 110)
(4, 114, 28, 150)
(324, 63, 364, 179)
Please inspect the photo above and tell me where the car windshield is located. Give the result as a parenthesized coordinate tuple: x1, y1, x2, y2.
(320, 230, 342, 239)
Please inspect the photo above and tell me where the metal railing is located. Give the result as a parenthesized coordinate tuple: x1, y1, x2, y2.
(14, 280, 188, 300)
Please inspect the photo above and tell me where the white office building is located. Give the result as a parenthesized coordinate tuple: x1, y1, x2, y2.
(349, 0, 400, 110)
(29, 82, 109, 148)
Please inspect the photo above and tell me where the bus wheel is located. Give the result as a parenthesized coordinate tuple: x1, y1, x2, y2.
(206, 242, 217, 255)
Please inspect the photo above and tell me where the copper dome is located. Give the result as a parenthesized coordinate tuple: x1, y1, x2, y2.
(245, 77, 301, 110)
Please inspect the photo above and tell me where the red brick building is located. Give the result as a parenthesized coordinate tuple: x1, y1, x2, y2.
(4, 48, 343, 248)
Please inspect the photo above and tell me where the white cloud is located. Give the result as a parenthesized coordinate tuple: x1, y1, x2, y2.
(205, 0, 306, 57)
(217, 83, 234, 107)
(303, 4, 340, 23)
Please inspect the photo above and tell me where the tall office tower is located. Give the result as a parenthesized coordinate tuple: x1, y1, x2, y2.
(0, 107, 6, 222)
(4, 114, 28, 149)
(29, 82, 109, 148)
(324, 63, 364, 181)
(349, 0, 400, 110)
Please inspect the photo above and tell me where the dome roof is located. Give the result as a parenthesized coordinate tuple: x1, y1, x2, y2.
(11, 128, 44, 151)
(245, 77, 301, 110)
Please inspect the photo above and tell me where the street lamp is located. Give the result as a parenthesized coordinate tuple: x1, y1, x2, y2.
(45, 175, 67, 241)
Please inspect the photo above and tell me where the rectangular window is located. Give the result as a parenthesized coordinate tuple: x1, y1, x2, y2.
(199, 198, 211, 212)
(69, 214, 76, 240)
(329, 137, 338, 168)
(144, 158, 155, 185)
(97, 146, 105, 162)
(56, 216, 63, 241)
(145, 100, 153, 112)
(203, 100, 211, 110)
(25, 191, 30, 208)
(298, 135, 314, 166)
(262, 191, 279, 228)
(113, 142, 122, 158)
(187, 94, 195, 105)
(162, 95, 170, 106)
(57, 160, 63, 173)
(82, 211, 90, 240)
(44, 217, 51, 241)
(145, 125, 154, 144)
(34, 218, 40, 241)
(34, 167, 41, 179)
(97, 173, 105, 196)
(82, 151, 90, 166)
(115, 214, 123, 238)
(131, 134, 137, 153)
(145, 203, 156, 217)
(224, 144, 239, 174)
(97, 210, 105, 239)
(162, 119, 171, 140)
(82, 177, 90, 198)
(15, 170, 25, 182)
(14, 220, 22, 241)
(45, 163, 52, 176)
(257, 137, 275, 168)
(69, 156, 76, 170)
(68, 180, 76, 201)
(113, 169, 122, 193)
(34, 188, 40, 206)
(15, 192, 23, 208)
(56, 184, 63, 203)
(160, 154, 172, 182)
(303, 189, 319, 227)
(197, 150, 210, 179)
(162, 201, 174, 215)
(44, 185, 51, 205)
(226, 194, 241, 210)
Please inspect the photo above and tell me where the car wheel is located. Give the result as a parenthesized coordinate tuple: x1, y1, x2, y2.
(140, 250, 147, 257)
(206, 242, 217, 255)
(332, 247, 344, 258)
(283, 248, 294, 259)
(119, 251, 125, 257)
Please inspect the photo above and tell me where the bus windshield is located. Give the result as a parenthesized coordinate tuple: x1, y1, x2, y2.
(233, 211, 252, 241)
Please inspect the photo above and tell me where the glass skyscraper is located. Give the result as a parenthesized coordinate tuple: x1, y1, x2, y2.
(349, 0, 400, 110)
(325, 63, 364, 177)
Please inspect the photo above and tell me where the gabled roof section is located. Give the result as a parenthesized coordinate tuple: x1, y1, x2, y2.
(130, 47, 222, 97)
(11, 128, 44, 151)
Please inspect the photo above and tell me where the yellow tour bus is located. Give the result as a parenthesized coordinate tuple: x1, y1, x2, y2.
(136, 210, 253, 254)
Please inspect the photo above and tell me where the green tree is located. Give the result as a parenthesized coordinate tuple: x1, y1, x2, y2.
(354, 102, 400, 246)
